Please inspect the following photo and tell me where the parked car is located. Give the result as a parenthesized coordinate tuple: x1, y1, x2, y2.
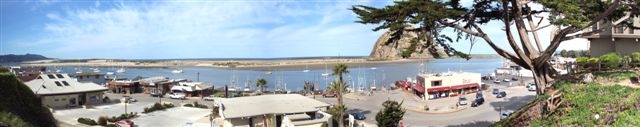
(458, 96, 468, 105)
(527, 83, 537, 91)
(169, 93, 186, 99)
(511, 77, 518, 81)
(150, 92, 161, 97)
(471, 97, 485, 107)
(500, 111, 514, 120)
(496, 91, 507, 98)
(127, 97, 137, 102)
(476, 92, 484, 99)
(503, 78, 511, 82)
(204, 96, 215, 101)
(322, 91, 337, 98)
(492, 88, 500, 95)
(350, 111, 366, 120)
(115, 119, 134, 127)
(493, 79, 501, 84)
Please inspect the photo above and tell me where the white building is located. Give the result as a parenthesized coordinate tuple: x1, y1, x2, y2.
(215, 94, 332, 127)
(25, 73, 108, 108)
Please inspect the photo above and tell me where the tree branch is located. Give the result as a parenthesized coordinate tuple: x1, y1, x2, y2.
(569, 0, 622, 33)
(526, 4, 544, 53)
(562, 12, 632, 41)
(526, 24, 552, 32)
(511, 0, 539, 58)
(500, 0, 533, 69)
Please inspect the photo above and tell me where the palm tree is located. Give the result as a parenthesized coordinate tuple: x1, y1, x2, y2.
(327, 80, 348, 94)
(256, 78, 267, 93)
(331, 63, 349, 127)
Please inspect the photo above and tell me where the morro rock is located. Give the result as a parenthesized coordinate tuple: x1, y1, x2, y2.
(368, 31, 447, 60)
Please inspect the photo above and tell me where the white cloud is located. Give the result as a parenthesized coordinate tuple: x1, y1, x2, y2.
(21, 0, 384, 59)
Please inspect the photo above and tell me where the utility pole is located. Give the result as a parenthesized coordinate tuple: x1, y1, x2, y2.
(197, 72, 200, 82)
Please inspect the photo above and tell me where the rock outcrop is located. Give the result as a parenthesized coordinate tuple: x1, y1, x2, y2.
(368, 30, 447, 60)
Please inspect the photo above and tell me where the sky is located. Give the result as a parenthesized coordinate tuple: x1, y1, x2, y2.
(0, 0, 589, 59)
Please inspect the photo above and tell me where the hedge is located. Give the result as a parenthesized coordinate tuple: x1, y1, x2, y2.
(77, 117, 97, 125)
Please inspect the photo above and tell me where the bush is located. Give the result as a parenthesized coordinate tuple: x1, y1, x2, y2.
(631, 52, 640, 67)
(97, 116, 108, 126)
(576, 57, 589, 64)
(184, 104, 194, 107)
(106, 124, 117, 127)
(77, 117, 97, 125)
(599, 53, 622, 68)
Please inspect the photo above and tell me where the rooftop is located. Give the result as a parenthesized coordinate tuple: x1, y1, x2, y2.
(25, 73, 108, 95)
(216, 94, 330, 119)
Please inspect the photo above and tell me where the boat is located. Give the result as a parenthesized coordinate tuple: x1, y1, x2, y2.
(266, 71, 272, 75)
(76, 71, 82, 74)
(93, 68, 100, 73)
(116, 68, 126, 73)
(302, 70, 310, 72)
(55, 69, 62, 73)
(321, 73, 331, 77)
(171, 69, 183, 74)
(106, 72, 114, 75)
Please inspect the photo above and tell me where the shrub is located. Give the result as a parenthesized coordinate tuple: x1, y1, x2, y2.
(576, 57, 589, 64)
(77, 117, 97, 125)
(587, 57, 599, 63)
(106, 124, 117, 127)
(599, 53, 622, 68)
(631, 52, 640, 66)
(184, 104, 194, 107)
(97, 116, 108, 126)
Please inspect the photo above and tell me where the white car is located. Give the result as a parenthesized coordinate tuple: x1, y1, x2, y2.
(458, 97, 468, 105)
(203, 96, 215, 101)
(169, 93, 186, 99)
(527, 83, 537, 91)
(503, 79, 511, 82)
(500, 111, 514, 120)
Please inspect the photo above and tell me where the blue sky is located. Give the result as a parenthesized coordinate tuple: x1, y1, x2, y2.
(0, 0, 588, 59)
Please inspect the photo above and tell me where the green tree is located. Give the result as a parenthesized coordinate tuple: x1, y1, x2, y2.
(351, 0, 639, 95)
(375, 100, 406, 127)
(567, 50, 577, 58)
(0, 70, 58, 127)
(327, 80, 348, 94)
(559, 50, 568, 57)
(331, 63, 349, 127)
(303, 81, 315, 95)
(255, 78, 267, 92)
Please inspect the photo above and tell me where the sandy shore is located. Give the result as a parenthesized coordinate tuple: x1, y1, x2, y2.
(19, 55, 500, 70)
(19, 58, 428, 70)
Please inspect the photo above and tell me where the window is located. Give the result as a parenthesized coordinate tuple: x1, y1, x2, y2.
(631, 28, 635, 34)
(431, 80, 442, 87)
(54, 81, 62, 86)
(614, 25, 624, 33)
(47, 74, 56, 79)
(54, 99, 59, 102)
(62, 81, 70, 86)
(55, 74, 64, 79)
(78, 76, 83, 80)
(61, 98, 66, 101)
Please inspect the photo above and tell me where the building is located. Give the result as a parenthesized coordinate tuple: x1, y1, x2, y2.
(9, 66, 46, 82)
(72, 72, 106, 85)
(583, 17, 640, 57)
(137, 76, 174, 94)
(215, 94, 332, 127)
(170, 82, 213, 97)
(107, 80, 142, 94)
(24, 73, 108, 108)
(416, 72, 481, 100)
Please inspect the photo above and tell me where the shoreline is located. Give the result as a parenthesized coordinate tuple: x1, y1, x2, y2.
(16, 55, 500, 70)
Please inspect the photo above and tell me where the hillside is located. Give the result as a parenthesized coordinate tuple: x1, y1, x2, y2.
(0, 54, 49, 62)
(0, 68, 58, 127)
(493, 71, 640, 126)
(369, 30, 448, 60)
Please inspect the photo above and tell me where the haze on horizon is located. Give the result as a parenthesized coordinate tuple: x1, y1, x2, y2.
(1, 0, 589, 59)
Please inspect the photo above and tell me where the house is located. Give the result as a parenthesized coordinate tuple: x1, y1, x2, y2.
(9, 66, 46, 82)
(582, 17, 640, 56)
(170, 82, 213, 97)
(24, 73, 108, 108)
(72, 72, 106, 85)
(215, 94, 332, 127)
(416, 72, 482, 100)
(107, 80, 142, 94)
(138, 76, 172, 94)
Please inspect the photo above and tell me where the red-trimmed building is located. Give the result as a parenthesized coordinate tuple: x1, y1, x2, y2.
(415, 72, 481, 100)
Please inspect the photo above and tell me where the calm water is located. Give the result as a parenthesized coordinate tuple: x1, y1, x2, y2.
(50, 58, 503, 91)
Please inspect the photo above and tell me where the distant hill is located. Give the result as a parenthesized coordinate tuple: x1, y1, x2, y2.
(0, 54, 50, 62)
(0, 68, 58, 127)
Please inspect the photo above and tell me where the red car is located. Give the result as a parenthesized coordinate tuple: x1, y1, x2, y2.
(115, 120, 134, 127)
(322, 91, 337, 98)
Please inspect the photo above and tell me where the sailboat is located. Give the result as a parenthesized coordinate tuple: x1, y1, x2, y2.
(93, 68, 101, 73)
(116, 67, 126, 73)
(171, 69, 183, 74)
(302, 64, 310, 72)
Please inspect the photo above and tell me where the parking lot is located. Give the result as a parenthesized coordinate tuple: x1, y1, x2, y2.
(316, 75, 537, 127)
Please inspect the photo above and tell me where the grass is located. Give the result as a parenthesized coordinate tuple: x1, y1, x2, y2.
(593, 71, 638, 82)
(0, 111, 32, 127)
(529, 81, 640, 126)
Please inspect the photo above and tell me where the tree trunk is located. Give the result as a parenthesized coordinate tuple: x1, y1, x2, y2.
(337, 74, 344, 127)
(532, 62, 554, 95)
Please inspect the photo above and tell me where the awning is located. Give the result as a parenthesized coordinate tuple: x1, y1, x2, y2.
(413, 84, 425, 93)
(427, 86, 450, 93)
(450, 83, 479, 90)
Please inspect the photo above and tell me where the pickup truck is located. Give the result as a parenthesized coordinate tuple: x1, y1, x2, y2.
(322, 91, 337, 98)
